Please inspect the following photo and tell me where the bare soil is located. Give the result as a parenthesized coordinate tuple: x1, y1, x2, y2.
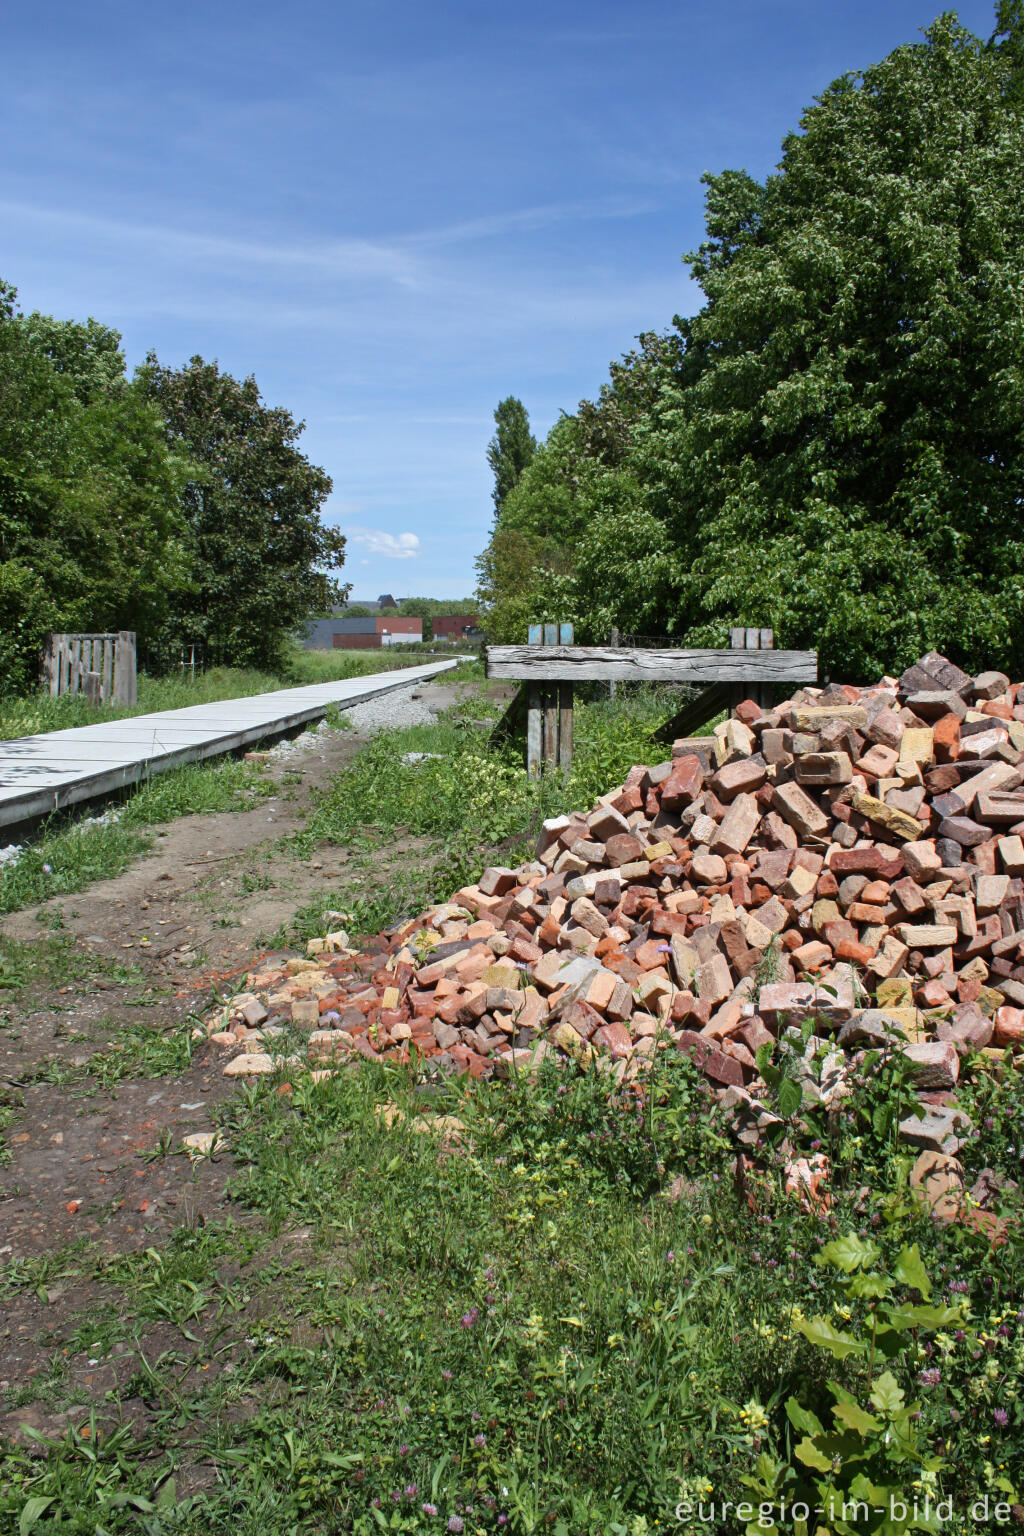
(0, 678, 477, 1436)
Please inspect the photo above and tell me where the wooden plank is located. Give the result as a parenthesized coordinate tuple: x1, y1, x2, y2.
(487, 688, 526, 748)
(486, 646, 817, 684)
(0, 659, 464, 830)
(653, 682, 731, 744)
(558, 682, 574, 770)
(526, 628, 543, 778)
(101, 638, 113, 703)
(745, 627, 760, 650)
(526, 686, 542, 778)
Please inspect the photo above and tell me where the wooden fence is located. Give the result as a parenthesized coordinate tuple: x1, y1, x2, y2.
(41, 632, 138, 707)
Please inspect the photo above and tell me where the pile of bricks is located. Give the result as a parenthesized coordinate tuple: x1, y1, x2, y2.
(207, 651, 1024, 1160)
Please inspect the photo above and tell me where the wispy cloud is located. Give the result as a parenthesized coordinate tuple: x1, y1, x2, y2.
(345, 527, 421, 560)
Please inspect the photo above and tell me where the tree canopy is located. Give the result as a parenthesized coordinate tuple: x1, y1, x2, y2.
(477, 8, 1024, 678)
(486, 397, 537, 520)
(142, 355, 344, 671)
(0, 280, 347, 693)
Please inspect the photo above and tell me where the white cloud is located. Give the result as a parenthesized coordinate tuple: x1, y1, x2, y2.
(346, 527, 421, 560)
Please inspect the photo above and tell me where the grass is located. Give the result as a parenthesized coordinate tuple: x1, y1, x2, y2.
(0, 647, 435, 742)
(0, 756, 276, 916)
(285, 685, 687, 943)
(22, 1014, 198, 1090)
(0, 1054, 1020, 1534)
(2, 685, 1022, 1530)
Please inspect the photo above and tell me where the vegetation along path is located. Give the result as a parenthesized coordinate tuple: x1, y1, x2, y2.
(0, 659, 464, 831)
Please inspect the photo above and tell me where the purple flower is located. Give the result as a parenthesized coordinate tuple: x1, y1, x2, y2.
(441, 1369, 453, 1381)
(461, 1307, 480, 1329)
(919, 1368, 941, 1387)
(404, 1483, 419, 1498)
(448, 1520, 464, 1534)
(995, 1408, 1009, 1428)
(473, 1433, 486, 1448)
(324, 1010, 340, 1023)
(498, 1518, 509, 1527)
(471, 1411, 481, 1421)
(666, 1250, 675, 1263)
(398, 1444, 409, 1456)
(422, 1505, 438, 1517)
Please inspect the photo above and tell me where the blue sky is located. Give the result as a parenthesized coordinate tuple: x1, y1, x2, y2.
(2, 0, 997, 601)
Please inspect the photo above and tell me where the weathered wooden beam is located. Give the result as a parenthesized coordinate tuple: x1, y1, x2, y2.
(653, 683, 732, 744)
(487, 688, 526, 749)
(486, 645, 817, 684)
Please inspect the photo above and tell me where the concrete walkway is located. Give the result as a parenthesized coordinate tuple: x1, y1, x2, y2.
(0, 659, 463, 831)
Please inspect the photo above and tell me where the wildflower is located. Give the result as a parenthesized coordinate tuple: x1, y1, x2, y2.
(473, 1433, 487, 1448)
(994, 1408, 1009, 1428)
(448, 1519, 464, 1534)
(919, 1368, 941, 1388)
(422, 1503, 438, 1517)
(461, 1307, 479, 1329)
(42, 863, 52, 874)
(398, 1444, 409, 1456)
(404, 1483, 418, 1498)
(442, 1369, 453, 1381)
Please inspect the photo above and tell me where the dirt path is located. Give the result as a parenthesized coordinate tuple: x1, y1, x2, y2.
(0, 678, 470, 1264)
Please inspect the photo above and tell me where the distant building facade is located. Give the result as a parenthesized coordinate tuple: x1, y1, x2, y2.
(302, 616, 422, 650)
(432, 615, 481, 641)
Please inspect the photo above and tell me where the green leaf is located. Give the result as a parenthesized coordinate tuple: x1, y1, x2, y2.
(793, 1436, 832, 1472)
(777, 1076, 803, 1119)
(893, 1244, 932, 1300)
(885, 1303, 962, 1332)
(847, 1270, 891, 1299)
(795, 1315, 865, 1358)
(818, 1233, 880, 1273)
(19, 1499, 55, 1536)
(869, 1371, 905, 1415)
(832, 1399, 881, 1436)
(755, 1041, 775, 1076)
(785, 1397, 825, 1436)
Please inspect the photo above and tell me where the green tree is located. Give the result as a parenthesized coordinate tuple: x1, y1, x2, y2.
(0, 285, 188, 693)
(476, 7, 1024, 676)
(486, 396, 537, 519)
(142, 355, 345, 670)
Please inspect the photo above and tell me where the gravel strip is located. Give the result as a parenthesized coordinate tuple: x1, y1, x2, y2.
(340, 681, 443, 734)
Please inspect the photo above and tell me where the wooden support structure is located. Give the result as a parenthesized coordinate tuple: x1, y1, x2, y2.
(42, 632, 137, 708)
(487, 639, 815, 685)
(488, 627, 818, 771)
(525, 623, 574, 777)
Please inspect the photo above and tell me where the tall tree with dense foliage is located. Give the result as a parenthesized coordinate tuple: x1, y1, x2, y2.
(486, 396, 537, 520)
(0, 284, 189, 694)
(477, 8, 1024, 677)
(142, 355, 345, 670)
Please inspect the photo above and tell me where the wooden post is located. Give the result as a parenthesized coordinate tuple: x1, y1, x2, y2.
(526, 624, 575, 777)
(113, 631, 137, 707)
(101, 636, 113, 703)
(609, 627, 619, 701)
(526, 625, 543, 779)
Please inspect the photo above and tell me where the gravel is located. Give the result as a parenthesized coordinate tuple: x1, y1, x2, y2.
(340, 682, 444, 734)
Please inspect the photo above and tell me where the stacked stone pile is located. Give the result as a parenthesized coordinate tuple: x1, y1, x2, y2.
(206, 650, 1024, 1160)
